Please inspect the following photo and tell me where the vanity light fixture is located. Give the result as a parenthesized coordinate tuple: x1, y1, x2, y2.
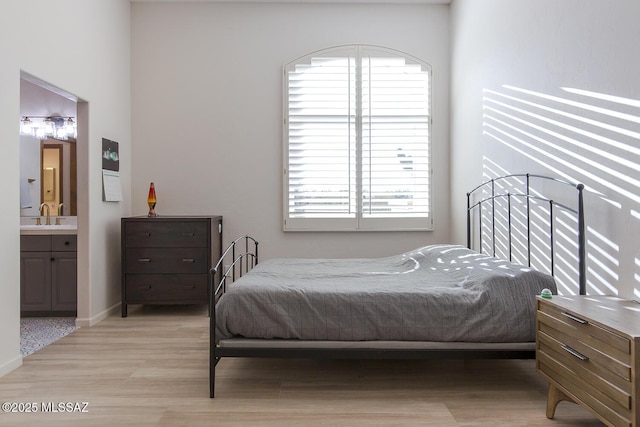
(43, 117, 54, 136)
(20, 115, 77, 140)
(64, 117, 75, 135)
(20, 116, 32, 134)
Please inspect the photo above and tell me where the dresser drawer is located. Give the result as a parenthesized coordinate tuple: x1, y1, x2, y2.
(125, 274, 208, 302)
(125, 247, 209, 274)
(124, 221, 208, 248)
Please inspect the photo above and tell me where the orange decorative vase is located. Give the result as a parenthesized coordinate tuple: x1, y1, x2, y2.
(147, 182, 158, 217)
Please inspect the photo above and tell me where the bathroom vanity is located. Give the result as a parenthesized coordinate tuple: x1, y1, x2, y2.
(20, 220, 77, 316)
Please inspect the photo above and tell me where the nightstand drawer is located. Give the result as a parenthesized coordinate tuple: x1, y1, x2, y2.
(124, 221, 208, 247)
(538, 331, 632, 409)
(538, 322, 632, 388)
(537, 351, 632, 427)
(125, 247, 209, 274)
(538, 301, 630, 358)
(125, 275, 208, 302)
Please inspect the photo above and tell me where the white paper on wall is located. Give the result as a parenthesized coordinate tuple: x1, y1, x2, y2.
(102, 170, 123, 202)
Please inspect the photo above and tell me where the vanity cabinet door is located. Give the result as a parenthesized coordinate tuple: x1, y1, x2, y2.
(51, 251, 77, 311)
(20, 251, 52, 312)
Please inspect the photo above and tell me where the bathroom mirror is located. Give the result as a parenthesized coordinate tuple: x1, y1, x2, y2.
(20, 74, 78, 218)
(20, 137, 77, 217)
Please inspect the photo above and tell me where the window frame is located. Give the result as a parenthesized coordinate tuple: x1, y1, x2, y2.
(283, 44, 433, 232)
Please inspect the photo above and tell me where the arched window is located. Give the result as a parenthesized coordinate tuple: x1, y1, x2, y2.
(284, 45, 432, 231)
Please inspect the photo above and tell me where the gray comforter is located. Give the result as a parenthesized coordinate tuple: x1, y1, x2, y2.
(214, 244, 556, 343)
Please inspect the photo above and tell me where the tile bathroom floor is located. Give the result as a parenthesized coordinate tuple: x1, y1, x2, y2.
(20, 317, 77, 357)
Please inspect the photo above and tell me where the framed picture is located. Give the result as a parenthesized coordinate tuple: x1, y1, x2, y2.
(102, 138, 119, 171)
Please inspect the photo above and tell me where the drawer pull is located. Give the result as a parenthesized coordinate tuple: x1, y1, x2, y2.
(182, 258, 196, 263)
(561, 312, 588, 325)
(138, 258, 151, 263)
(562, 344, 589, 361)
(181, 232, 196, 237)
(138, 285, 151, 290)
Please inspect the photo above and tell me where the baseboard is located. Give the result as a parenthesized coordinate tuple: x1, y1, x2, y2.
(0, 354, 23, 378)
(75, 302, 121, 327)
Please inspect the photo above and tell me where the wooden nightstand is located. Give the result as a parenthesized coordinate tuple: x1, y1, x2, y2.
(536, 295, 640, 427)
(121, 216, 222, 317)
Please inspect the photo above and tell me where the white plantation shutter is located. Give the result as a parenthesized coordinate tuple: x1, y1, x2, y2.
(362, 55, 431, 220)
(287, 56, 357, 220)
(284, 45, 432, 231)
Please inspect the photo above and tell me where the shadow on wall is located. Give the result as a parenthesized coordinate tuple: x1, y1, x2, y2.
(479, 85, 640, 299)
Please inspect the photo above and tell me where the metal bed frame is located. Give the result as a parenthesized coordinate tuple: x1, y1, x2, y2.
(208, 174, 586, 398)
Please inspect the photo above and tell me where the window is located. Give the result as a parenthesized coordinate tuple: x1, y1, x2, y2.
(284, 45, 432, 231)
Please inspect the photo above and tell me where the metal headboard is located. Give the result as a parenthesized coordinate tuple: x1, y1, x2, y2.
(466, 174, 585, 295)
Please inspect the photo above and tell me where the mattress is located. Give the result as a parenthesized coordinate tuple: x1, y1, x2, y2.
(214, 244, 556, 343)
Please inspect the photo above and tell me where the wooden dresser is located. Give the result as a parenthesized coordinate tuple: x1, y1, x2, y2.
(121, 216, 222, 317)
(536, 295, 640, 427)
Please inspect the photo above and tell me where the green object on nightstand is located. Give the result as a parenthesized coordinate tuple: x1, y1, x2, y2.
(540, 288, 553, 299)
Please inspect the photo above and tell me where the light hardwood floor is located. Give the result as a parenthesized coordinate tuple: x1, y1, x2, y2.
(1, 305, 604, 426)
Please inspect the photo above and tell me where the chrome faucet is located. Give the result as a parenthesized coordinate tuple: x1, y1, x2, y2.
(39, 203, 50, 225)
(55, 203, 65, 225)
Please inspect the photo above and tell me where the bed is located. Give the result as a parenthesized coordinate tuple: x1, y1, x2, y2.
(209, 174, 586, 398)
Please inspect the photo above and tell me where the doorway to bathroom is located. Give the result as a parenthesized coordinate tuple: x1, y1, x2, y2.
(19, 72, 84, 356)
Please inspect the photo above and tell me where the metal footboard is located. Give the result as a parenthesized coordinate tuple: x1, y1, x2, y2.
(209, 235, 259, 398)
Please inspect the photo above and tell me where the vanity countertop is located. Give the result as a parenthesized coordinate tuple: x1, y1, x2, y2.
(20, 217, 78, 235)
(20, 225, 78, 235)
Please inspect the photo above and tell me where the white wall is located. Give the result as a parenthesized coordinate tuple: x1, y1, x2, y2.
(131, 2, 451, 259)
(450, 0, 640, 299)
(0, 0, 131, 377)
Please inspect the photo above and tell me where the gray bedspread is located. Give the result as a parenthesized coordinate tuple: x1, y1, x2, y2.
(214, 244, 556, 343)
